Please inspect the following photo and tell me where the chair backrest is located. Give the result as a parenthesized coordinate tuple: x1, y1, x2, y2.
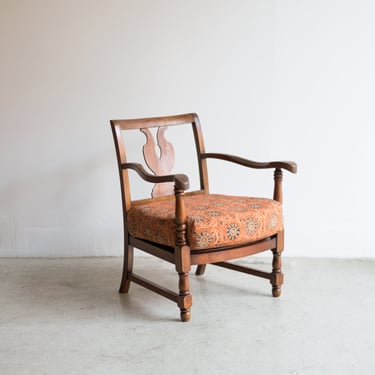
(110, 113, 209, 211)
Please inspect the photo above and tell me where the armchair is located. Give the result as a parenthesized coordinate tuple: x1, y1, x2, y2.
(110, 113, 296, 321)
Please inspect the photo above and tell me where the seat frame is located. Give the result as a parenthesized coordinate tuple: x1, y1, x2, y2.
(110, 113, 297, 322)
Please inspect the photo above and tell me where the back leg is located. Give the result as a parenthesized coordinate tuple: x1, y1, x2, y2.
(195, 264, 206, 276)
(119, 244, 134, 293)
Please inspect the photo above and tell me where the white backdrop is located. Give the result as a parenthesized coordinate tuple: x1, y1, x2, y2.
(1, 0, 374, 257)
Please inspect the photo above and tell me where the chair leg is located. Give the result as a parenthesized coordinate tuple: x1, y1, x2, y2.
(175, 245, 192, 321)
(271, 249, 284, 297)
(119, 244, 134, 293)
(195, 264, 206, 276)
(177, 272, 192, 322)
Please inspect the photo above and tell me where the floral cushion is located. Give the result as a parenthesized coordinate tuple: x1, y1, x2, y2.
(127, 194, 283, 251)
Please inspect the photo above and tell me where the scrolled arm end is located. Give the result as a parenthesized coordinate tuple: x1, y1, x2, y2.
(174, 174, 190, 191)
(277, 161, 297, 174)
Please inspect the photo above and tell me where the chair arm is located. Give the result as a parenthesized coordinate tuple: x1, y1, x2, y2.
(202, 153, 297, 173)
(121, 162, 190, 190)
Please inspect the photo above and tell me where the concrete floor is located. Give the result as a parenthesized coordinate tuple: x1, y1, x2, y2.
(0, 256, 374, 375)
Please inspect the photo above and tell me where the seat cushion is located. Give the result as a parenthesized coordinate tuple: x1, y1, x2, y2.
(127, 194, 283, 251)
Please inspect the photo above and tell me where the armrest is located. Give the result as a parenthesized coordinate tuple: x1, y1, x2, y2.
(121, 162, 190, 190)
(202, 153, 297, 173)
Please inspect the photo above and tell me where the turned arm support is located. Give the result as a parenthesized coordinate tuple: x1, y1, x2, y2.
(121, 162, 189, 191)
(201, 153, 297, 203)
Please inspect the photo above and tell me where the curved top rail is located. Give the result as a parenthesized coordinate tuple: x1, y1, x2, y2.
(111, 113, 198, 130)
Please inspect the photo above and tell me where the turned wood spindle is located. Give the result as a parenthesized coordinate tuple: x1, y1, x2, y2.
(273, 168, 283, 203)
(178, 272, 192, 322)
(271, 249, 283, 297)
(175, 187, 187, 246)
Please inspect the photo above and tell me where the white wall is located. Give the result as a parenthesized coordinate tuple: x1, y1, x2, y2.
(1, 0, 374, 258)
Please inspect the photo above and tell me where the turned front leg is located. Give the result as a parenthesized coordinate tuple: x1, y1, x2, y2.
(177, 271, 192, 322)
(174, 187, 192, 321)
(270, 230, 284, 297)
(271, 250, 284, 297)
(175, 246, 192, 322)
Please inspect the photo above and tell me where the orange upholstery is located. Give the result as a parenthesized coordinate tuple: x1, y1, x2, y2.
(128, 194, 283, 250)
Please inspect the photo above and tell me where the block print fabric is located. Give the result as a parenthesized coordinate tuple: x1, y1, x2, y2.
(127, 194, 283, 251)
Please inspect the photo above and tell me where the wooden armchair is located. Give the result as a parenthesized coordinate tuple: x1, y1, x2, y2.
(110, 113, 297, 322)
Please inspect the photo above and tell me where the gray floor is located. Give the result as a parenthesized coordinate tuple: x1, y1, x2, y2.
(0, 256, 374, 375)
